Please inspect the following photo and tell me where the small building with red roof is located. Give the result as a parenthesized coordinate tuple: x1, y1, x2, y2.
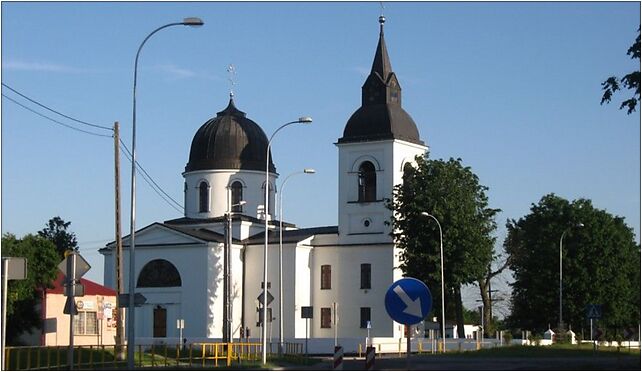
(39, 273, 118, 346)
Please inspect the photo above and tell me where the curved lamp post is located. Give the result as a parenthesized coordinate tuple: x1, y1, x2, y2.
(262, 117, 312, 364)
(559, 222, 583, 330)
(277, 168, 316, 356)
(128, 17, 203, 369)
(421, 212, 446, 353)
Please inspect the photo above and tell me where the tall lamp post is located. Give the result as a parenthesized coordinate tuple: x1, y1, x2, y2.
(224, 197, 246, 343)
(262, 117, 312, 364)
(277, 168, 316, 356)
(559, 222, 583, 331)
(421, 212, 446, 353)
(128, 17, 203, 369)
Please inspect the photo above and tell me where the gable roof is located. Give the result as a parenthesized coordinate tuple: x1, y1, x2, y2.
(104, 222, 229, 248)
(162, 223, 229, 243)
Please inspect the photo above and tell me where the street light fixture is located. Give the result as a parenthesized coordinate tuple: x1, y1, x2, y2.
(559, 222, 583, 331)
(277, 168, 316, 356)
(128, 17, 203, 369)
(421, 212, 446, 353)
(262, 117, 312, 364)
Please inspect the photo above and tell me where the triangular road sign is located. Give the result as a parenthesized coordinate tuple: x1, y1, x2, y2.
(63, 297, 78, 315)
(586, 304, 602, 319)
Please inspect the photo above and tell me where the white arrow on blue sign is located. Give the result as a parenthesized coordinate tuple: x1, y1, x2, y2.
(384, 277, 432, 325)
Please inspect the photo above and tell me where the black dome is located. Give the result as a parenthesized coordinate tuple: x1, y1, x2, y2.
(340, 103, 422, 144)
(185, 99, 276, 173)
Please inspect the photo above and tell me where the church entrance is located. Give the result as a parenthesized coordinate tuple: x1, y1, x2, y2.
(153, 306, 167, 338)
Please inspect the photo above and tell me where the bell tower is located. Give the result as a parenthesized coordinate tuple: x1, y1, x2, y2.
(336, 15, 428, 245)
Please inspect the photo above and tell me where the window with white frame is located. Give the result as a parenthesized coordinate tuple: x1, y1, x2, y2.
(74, 311, 98, 335)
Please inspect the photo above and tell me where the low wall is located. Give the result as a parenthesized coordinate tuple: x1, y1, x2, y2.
(137, 337, 506, 355)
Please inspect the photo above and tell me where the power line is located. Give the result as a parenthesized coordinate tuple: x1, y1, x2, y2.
(2, 85, 183, 214)
(2, 94, 113, 138)
(2, 83, 113, 131)
(119, 139, 183, 213)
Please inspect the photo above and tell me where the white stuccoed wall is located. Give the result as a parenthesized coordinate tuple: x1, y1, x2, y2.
(183, 169, 276, 219)
(336, 139, 427, 245)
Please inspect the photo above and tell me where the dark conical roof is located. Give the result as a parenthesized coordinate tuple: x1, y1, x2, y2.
(185, 99, 276, 173)
(339, 16, 423, 146)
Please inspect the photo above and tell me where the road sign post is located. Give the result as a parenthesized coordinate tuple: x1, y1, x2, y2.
(58, 250, 91, 371)
(177, 319, 185, 347)
(586, 304, 603, 350)
(385, 277, 433, 369)
(333, 302, 339, 347)
(301, 306, 313, 356)
(366, 320, 372, 347)
(2, 257, 28, 364)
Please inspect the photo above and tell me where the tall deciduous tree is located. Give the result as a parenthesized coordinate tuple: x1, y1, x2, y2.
(601, 27, 640, 114)
(388, 156, 500, 337)
(2, 233, 59, 345)
(38, 216, 78, 258)
(505, 194, 641, 336)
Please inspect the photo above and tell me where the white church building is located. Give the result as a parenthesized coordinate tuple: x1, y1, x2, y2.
(100, 16, 428, 352)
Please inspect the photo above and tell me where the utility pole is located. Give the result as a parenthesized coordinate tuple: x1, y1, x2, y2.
(113, 122, 125, 359)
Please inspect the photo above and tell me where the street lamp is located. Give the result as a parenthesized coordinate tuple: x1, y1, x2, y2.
(262, 117, 312, 364)
(277, 168, 316, 356)
(421, 212, 446, 353)
(559, 222, 583, 331)
(224, 198, 246, 343)
(128, 17, 203, 369)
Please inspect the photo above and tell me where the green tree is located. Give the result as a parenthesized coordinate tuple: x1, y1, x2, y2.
(388, 155, 500, 338)
(2, 233, 59, 345)
(601, 27, 640, 114)
(38, 216, 78, 258)
(477, 257, 510, 336)
(505, 194, 641, 334)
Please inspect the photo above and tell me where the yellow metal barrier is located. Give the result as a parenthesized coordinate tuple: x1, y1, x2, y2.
(4, 341, 303, 370)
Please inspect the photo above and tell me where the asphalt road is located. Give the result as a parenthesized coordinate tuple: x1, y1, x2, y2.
(286, 354, 641, 371)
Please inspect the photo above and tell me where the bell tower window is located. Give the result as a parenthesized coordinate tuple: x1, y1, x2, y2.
(358, 161, 377, 202)
(199, 181, 210, 213)
(231, 181, 243, 213)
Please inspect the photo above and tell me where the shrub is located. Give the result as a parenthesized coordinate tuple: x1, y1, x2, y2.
(528, 333, 542, 346)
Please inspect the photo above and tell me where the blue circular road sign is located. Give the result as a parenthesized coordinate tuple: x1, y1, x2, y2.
(385, 277, 432, 325)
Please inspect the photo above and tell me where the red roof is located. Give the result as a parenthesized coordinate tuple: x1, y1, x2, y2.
(48, 273, 117, 296)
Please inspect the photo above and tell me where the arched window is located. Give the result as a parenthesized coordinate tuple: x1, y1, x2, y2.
(231, 181, 243, 213)
(199, 181, 210, 213)
(137, 259, 182, 288)
(358, 161, 377, 202)
(402, 162, 414, 184)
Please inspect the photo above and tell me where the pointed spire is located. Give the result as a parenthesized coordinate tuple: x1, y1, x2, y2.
(217, 96, 246, 118)
(371, 14, 392, 79)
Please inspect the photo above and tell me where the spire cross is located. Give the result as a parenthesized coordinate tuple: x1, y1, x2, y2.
(379, 2, 386, 31)
(227, 64, 236, 98)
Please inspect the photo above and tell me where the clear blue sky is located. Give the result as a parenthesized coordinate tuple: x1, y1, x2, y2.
(1, 1, 640, 313)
